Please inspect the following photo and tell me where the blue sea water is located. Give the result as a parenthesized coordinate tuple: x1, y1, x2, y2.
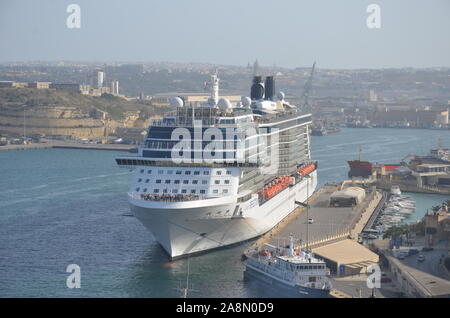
(0, 128, 449, 297)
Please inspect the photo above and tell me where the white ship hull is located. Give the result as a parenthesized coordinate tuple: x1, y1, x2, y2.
(129, 171, 317, 259)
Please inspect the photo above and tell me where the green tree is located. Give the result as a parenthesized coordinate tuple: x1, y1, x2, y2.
(431, 205, 441, 212)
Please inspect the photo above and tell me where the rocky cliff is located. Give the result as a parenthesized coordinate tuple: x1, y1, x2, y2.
(0, 88, 169, 138)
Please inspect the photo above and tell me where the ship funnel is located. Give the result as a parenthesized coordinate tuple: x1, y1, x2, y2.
(264, 76, 275, 101)
(250, 76, 264, 100)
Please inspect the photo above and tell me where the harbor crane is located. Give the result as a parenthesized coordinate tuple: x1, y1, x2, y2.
(302, 62, 316, 107)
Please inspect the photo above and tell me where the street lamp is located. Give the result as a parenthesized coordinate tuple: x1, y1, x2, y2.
(296, 174, 312, 252)
(306, 174, 311, 252)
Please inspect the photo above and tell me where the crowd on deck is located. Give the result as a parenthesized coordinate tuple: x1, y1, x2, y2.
(140, 193, 200, 202)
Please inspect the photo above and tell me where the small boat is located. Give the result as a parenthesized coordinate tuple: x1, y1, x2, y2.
(390, 186, 402, 196)
(311, 126, 327, 136)
(244, 235, 332, 298)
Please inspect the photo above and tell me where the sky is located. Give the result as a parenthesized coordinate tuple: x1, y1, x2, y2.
(0, 0, 449, 69)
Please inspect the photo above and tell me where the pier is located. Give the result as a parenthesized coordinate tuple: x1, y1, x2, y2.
(251, 183, 382, 251)
(248, 182, 390, 297)
(362, 191, 388, 232)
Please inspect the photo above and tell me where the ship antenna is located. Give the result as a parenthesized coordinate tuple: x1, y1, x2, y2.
(176, 256, 198, 298)
(358, 145, 362, 161)
(184, 257, 190, 298)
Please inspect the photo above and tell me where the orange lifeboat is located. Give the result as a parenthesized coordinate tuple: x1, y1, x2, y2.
(263, 176, 292, 200)
(298, 163, 316, 177)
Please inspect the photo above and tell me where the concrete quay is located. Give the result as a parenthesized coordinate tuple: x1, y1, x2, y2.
(0, 141, 137, 152)
(246, 182, 387, 297)
(251, 184, 382, 251)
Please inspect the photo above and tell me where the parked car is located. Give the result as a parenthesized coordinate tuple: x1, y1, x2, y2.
(394, 291, 405, 298)
(381, 277, 392, 283)
(418, 255, 425, 262)
(422, 247, 434, 252)
(308, 218, 314, 224)
(408, 249, 419, 256)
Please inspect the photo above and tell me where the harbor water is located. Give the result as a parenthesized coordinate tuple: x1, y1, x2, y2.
(0, 128, 449, 297)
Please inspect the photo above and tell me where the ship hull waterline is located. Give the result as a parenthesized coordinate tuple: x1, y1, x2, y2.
(129, 171, 317, 260)
(244, 265, 331, 298)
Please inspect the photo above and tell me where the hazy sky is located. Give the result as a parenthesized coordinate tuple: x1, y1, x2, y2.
(1, 0, 449, 68)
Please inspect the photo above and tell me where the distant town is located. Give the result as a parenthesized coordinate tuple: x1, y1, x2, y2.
(0, 61, 449, 147)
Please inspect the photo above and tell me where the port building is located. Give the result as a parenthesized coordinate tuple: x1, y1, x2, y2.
(312, 239, 379, 276)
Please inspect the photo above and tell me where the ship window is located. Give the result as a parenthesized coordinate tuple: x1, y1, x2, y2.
(202, 180, 208, 185)
(172, 189, 178, 194)
(163, 189, 168, 193)
(147, 170, 152, 174)
(203, 171, 209, 175)
(176, 170, 182, 175)
(156, 180, 162, 184)
(191, 189, 196, 194)
(200, 190, 206, 194)
(158, 170, 164, 174)
(138, 178, 142, 182)
(183, 180, 189, 184)
(185, 171, 191, 175)
(226, 170, 232, 175)
(309, 277, 316, 282)
(154, 189, 159, 193)
(174, 180, 180, 184)
(213, 189, 218, 194)
(215, 180, 220, 185)
(143, 188, 147, 192)
(192, 180, 198, 184)
(194, 171, 200, 175)
(181, 189, 187, 194)
(145, 179, 149, 183)
(165, 180, 171, 184)
(167, 170, 173, 175)
(140, 169, 144, 173)
(224, 180, 230, 184)
(216, 171, 222, 175)
(136, 187, 140, 192)
(223, 189, 228, 194)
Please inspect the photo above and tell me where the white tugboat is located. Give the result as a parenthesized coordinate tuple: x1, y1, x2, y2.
(244, 234, 332, 298)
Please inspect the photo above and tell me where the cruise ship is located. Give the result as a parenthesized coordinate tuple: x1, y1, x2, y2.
(116, 74, 317, 259)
